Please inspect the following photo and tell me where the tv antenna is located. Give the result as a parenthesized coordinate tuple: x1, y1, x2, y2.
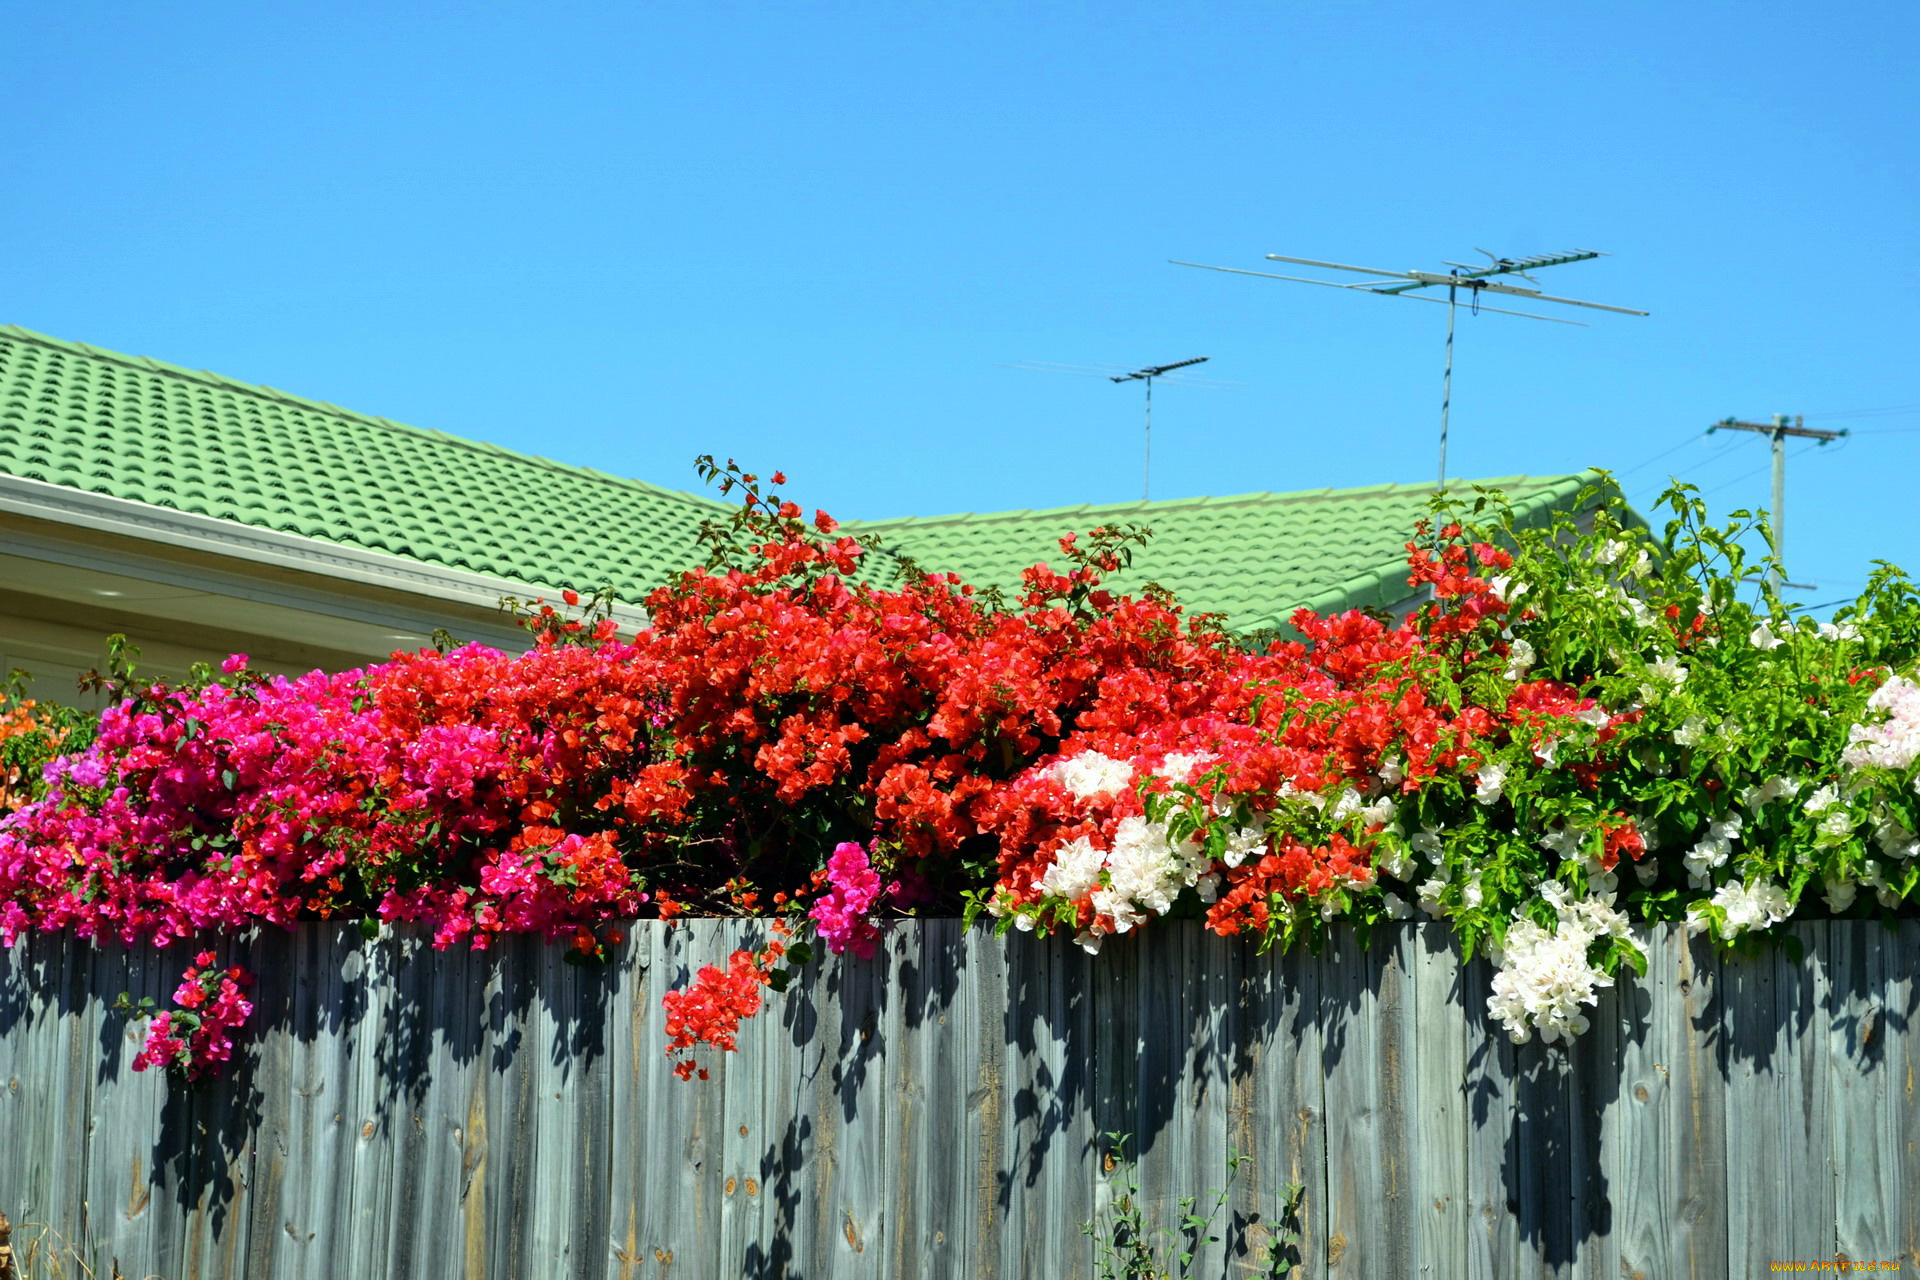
(998, 357, 1236, 500)
(1171, 248, 1646, 491)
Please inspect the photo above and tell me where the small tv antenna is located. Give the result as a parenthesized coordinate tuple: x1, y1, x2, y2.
(1171, 248, 1646, 491)
(998, 357, 1237, 500)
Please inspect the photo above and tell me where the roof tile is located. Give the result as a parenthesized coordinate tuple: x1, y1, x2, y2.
(0, 325, 1612, 629)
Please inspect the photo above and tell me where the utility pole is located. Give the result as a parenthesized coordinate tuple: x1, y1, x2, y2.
(1706, 414, 1848, 588)
(1110, 357, 1209, 501)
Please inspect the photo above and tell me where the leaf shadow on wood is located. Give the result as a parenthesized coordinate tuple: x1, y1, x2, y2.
(371, 930, 624, 1112)
(1462, 930, 1629, 1274)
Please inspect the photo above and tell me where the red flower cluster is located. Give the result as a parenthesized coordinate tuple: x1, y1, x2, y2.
(661, 931, 787, 1080)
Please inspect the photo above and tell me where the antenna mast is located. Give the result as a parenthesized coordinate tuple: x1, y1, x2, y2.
(1110, 357, 1209, 500)
(1172, 248, 1646, 490)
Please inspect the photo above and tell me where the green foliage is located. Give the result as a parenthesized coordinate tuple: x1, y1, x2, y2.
(1369, 475, 1920, 979)
(0, 668, 99, 811)
(1082, 1132, 1245, 1280)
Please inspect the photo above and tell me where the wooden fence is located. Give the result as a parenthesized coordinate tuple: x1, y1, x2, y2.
(0, 920, 1916, 1278)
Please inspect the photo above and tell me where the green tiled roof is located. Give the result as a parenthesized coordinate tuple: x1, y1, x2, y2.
(849, 475, 1609, 633)
(0, 324, 1610, 629)
(0, 325, 726, 599)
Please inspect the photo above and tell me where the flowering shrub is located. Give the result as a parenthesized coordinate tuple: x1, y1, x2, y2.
(5, 457, 1920, 1075)
(0, 679, 95, 814)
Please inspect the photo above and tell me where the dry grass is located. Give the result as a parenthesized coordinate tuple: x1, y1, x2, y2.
(0, 1212, 166, 1280)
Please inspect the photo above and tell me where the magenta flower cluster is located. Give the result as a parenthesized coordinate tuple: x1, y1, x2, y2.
(807, 841, 884, 959)
(0, 644, 661, 955)
(130, 951, 255, 1083)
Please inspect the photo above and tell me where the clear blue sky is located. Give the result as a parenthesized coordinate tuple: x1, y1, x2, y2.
(7, 2, 1915, 608)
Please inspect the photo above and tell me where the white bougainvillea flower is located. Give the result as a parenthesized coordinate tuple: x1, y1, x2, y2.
(1503, 638, 1536, 681)
(1686, 878, 1793, 940)
(1045, 750, 1136, 800)
(1487, 886, 1631, 1045)
(1842, 674, 1920, 772)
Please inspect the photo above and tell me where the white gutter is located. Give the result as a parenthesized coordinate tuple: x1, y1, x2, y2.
(0, 473, 652, 633)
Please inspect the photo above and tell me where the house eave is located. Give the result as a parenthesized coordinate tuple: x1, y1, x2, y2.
(0, 473, 651, 633)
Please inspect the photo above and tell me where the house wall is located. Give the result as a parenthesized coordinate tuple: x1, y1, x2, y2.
(0, 493, 553, 706)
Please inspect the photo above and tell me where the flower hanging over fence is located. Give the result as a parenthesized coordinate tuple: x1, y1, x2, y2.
(5, 457, 1920, 1080)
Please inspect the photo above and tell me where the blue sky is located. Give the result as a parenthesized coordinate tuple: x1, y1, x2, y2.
(7, 2, 1915, 608)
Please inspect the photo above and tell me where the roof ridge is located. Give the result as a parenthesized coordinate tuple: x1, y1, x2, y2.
(843, 471, 1597, 529)
(0, 324, 730, 515)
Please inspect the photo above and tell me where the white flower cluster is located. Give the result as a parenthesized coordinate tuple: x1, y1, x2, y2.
(1020, 811, 1224, 954)
(1044, 750, 1136, 800)
(1872, 808, 1920, 861)
(1503, 638, 1536, 681)
(1487, 884, 1632, 1045)
(1685, 877, 1793, 941)
(1802, 784, 1856, 846)
(1841, 674, 1920, 773)
(1639, 656, 1688, 704)
(1683, 814, 1742, 888)
(1155, 751, 1215, 783)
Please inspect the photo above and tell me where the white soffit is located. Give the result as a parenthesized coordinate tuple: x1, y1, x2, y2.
(0, 472, 652, 633)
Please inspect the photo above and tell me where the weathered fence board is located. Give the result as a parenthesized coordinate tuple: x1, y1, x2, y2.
(3, 920, 1918, 1278)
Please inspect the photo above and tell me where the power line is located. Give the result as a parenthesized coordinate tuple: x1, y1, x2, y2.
(1623, 431, 1750, 505)
(1702, 438, 1830, 496)
(1803, 403, 1920, 421)
(1616, 431, 1713, 479)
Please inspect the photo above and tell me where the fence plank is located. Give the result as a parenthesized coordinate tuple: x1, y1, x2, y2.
(1131, 925, 1228, 1278)
(250, 925, 364, 1280)
(340, 931, 400, 1280)
(1899, 921, 1920, 1272)
(1828, 918, 1907, 1269)
(1606, 927, 1675, 1280)
(629, 920, 729, 1278)
(996, 930, 1094, 1278)
(605, 921, 652, 1279)
(1088, 926, 1140, 1280)
(1411, 926, 1468, 1276)
(1726, 921, 1833, 1274)
(78, 940, 169, 1280)
(884, 919, 977, 1277)
(1569, 952, 1619, 1280)
(1322, 925, 1414, 1276)
(1246, 933, 1325, 1277)
(1462, 946, 1520, 1280)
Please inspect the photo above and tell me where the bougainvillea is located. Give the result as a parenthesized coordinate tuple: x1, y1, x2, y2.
(128, 953, 255, 1083)
(6, 457, 1920, 1079)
